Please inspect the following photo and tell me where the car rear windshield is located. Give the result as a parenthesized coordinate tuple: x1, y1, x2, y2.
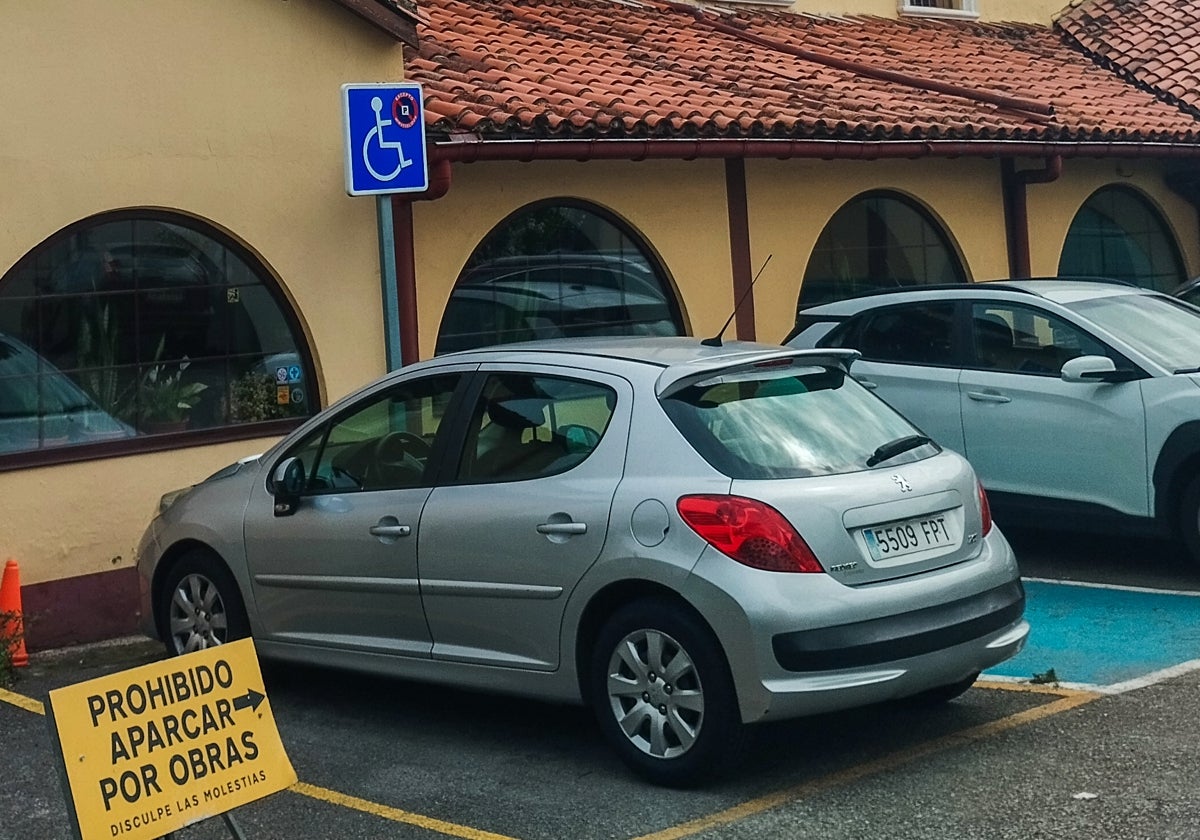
(661, 364, 938, 479)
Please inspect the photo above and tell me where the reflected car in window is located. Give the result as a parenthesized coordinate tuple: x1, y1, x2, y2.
(436, 253, 681, 354)
(0, 332, 134, 453)
(787, 279, 1200, 564)
(137, 337, 1025, 786)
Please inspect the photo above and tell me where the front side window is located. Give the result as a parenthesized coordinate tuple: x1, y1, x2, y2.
(457, 373, 616, 482)
(969, 303, 1108, 375)
(662, 364, 938, 479)
(799, 192, 967, 309)
(1058, 186, 1185, 292)
(828, 302, 957, 366)
(291, 374, 460, 493)
(0, 212, 315, 461)
(436, 202, 684, 354)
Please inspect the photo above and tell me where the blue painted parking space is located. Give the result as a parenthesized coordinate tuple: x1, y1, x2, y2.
(986, 578, 1200, 689)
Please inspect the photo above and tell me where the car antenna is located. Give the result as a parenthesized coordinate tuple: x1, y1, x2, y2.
(701, 254, 773, 347)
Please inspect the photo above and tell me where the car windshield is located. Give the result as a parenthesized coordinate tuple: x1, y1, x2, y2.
(661, 364, 938, 479)
(1066, 294, 1200, 372)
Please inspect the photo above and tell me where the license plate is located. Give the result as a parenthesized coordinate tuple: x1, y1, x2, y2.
(860, 514, 955, 561)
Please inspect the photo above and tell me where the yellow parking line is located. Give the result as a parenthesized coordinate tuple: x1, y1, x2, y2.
(3, 678, 1099, 840)
(631, 688, 1101, 840)
(0, 686, 44, 715)
(292, 782, 519, 840)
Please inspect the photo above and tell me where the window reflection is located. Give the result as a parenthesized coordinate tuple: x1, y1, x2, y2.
(1058, 186, 1185, 292)
(437, 203, 683, 354)
(799, 192, 967, 308)
(0, 213, 314, 456)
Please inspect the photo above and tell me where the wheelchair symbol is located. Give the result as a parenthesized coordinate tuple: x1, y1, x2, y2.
(362, 95, 414, 182)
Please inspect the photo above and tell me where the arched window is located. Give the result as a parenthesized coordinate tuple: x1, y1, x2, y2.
(1058, 186, 1185, 292)
(799, 191, 967, 309)
(0, 211, 315, 463)
(436, 201, 684, 354)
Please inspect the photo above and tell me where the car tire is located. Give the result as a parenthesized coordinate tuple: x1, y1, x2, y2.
(899, 671, 979, 707)
(1179, 476, 1200, 566)
(159, 550, 249, 657)
(589, 599, 745, 787)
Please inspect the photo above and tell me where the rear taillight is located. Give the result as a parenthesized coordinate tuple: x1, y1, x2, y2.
(978, 482, 993, 537)
(676, 495, 823, 573)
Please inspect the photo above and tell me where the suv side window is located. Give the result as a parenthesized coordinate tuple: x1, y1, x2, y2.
(288, 374, 461, 493)
(969, 304, 1108, 375)
(829, 302, 956, 366)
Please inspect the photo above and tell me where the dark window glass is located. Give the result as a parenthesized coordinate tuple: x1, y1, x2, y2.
(436, 202, 684, 354)
(662, 363, 936, 479)
(1058, 186, 1185, 292)
(0, 213, 315, 457)
(968, 304, 1107, 375)
(799, 192, 967, 308)
(290, 374, 460, 493)
(457, 373, 616, 482)
(830, 302, 957, 366)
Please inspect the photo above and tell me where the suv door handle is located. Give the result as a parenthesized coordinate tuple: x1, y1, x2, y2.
(966, 390, 1011, 404)
(856, 377, 878, 390)
(536, 522, 587, 536)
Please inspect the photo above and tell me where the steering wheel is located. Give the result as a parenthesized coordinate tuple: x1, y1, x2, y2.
(367, 431, 432, 487)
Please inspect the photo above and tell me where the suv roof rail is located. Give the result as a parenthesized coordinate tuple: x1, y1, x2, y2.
(978, 275, 1140, 287)
(796, 275, 1143, 311)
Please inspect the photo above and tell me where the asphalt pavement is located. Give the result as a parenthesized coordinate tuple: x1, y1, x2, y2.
(2, 525, 1199, 839)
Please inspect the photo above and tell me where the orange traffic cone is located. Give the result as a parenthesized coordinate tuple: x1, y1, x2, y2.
(0, 559, 29, 668)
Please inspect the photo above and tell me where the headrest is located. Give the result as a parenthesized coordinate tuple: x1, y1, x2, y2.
(487, 398, 547, 429)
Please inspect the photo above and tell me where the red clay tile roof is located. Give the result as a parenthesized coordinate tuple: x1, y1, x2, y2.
(404, 0, 1199, 149)
(1056, 0, 1200, 119)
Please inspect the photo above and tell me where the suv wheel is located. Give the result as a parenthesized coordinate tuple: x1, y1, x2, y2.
(1178, 476, 1200, 565)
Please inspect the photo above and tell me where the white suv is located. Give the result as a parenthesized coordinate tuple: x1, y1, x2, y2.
(786, 279, 1200, 562)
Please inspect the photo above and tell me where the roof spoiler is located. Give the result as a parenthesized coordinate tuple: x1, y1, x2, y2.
(656, 348, 861, 399)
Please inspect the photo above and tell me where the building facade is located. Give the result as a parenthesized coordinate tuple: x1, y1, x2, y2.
(3, 0, 1198, 649)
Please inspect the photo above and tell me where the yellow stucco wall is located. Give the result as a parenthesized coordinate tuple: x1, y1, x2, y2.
(1025, 158, 1200, 279)
(1, 0, 406, 586)
(412, 154, 1197, 357)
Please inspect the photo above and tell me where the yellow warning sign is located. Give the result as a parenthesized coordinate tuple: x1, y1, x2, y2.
(47, 639, 296, 840)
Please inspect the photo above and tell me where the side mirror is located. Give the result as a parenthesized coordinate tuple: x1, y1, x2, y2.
(1060, 355, 1139, 384)
(271, 456, 306, 517)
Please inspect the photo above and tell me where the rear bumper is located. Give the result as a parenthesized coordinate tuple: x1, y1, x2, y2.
(772, 579, 1025, 672)
(756, 616, 1030, 720)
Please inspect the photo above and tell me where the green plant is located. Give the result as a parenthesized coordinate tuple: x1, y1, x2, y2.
(0, 610, 20, 689)
(75, 304, 124, 414)
(136, 336, 208, 425)
(229, 371, 288, 423)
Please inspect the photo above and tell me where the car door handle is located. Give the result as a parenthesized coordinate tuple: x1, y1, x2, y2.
(369, 524, 412, 538)
(856, 378, 878, 390)
(966, 390, 1012, 404)
(536, 522, 587, 536)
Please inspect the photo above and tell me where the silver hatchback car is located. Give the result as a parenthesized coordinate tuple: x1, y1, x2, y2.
(137, 337, 1027, 786)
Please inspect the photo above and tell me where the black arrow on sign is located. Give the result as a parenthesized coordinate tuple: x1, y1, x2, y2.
(233, 688, 265, 713)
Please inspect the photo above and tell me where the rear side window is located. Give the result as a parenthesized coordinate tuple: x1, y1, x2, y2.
(457, 373, 616, 482)
(828, 303, 956, 366)
(661, 365, 937, 479)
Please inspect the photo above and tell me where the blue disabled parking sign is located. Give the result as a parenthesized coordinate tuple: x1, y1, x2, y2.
(341, 82, 429, 196)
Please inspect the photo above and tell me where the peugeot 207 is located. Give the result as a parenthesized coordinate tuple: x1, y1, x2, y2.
(137, 337, 1027, 786)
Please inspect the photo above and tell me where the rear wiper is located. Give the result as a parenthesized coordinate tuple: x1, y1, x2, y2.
(867, 434, 933, 467)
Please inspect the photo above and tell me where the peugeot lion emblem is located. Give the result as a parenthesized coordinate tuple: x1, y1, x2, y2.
(891, 474, 912, 493)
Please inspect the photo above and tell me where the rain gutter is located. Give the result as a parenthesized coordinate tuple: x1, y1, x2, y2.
(1001, 156, 1063, 279)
